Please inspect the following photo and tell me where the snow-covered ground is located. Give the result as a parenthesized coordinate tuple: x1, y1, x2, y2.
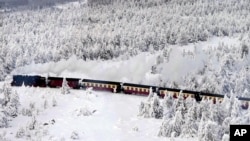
(1, 85, 195, 141)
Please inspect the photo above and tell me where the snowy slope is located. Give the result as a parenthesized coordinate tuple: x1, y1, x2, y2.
(1, 85, 195, 141)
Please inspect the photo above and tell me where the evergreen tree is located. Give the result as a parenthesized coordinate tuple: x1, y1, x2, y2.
(181, 101, 198, 137)
(150, 93, 163, 119)
(5, 91, 20, 117)
(61, 78, 70, 95)
(162, 93, 174, 118)
(0, 112, 8, 128)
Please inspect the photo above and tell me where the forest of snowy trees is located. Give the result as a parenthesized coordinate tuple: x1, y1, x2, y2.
(139, 90, 250, 141)
(1, 0, 250, 76)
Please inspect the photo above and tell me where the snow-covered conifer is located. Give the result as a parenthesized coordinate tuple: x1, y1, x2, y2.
(61, 78, 70, 95)
(158, 118, 175, 137)
(16, 127, 25, 138)
(5, 91, 20, 117)
(138, 101, 151, 118)
(44, 99, 48, 110)
(27, 116, 37, 131)
(221, 117, 231, 135)
(173, 91, 182, 110)
(150, 93, 163, 119)
(147, 87, 154, 102)
(52, 97, 57, 107)
(231, 98, 241, 119)
(172, 104, 185, 137)
(181, 102, 198, 137)
(222, 134, 229, 141)
(162, 93, 174, 118)
(2, 83, 12, 106)
(0, 112, 8, 128)
(199, 121, 221, 141)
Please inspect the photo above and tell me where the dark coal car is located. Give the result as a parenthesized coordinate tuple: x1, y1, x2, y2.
(11, 75, 46, 87)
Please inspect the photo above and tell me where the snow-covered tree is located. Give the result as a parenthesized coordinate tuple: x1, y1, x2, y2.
(221, 117, 231, 135)
(16, 127, 25, 138)
(162, 93, 174, 118)
(61, 78, 70, 95)
(138, 101, 151, 118)
(43, 99, 48, 110)
(198, 121, 221, 141)
(139, 92, 163, 119)
(52, 97, 57, 107)
(181, 101, 198, 137)
(28, 116, 37, 130)
(5, 91, 20, 117)
(0, 112, 8, 128)
(158, 118, 175, 137)
(221, 134, 229, 141)
(2, 83, 12, 107)
(150, 94, 163, 119)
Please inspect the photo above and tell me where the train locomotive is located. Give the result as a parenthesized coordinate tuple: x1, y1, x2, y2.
(11, 75, 250, 109)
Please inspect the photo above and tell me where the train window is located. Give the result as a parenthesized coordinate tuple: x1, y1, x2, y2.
(164, 91, 168, 95)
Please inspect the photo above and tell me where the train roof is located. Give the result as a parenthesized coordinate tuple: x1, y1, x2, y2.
(48, 77, 80, 81)
(82, 79, 120, 85)
(123, 83, 158, 89)
(238, 97, 250, 101)
(13, 75, 43, 78)
(158, 87, 182, 92)
(199, 92, 224, 98)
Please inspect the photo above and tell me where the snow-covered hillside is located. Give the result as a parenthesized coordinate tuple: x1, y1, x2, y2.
(1, 0, 250, 140)
(0, 85, 195, 141)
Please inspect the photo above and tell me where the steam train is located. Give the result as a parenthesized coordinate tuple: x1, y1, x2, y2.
(11, 75, 250, 109)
